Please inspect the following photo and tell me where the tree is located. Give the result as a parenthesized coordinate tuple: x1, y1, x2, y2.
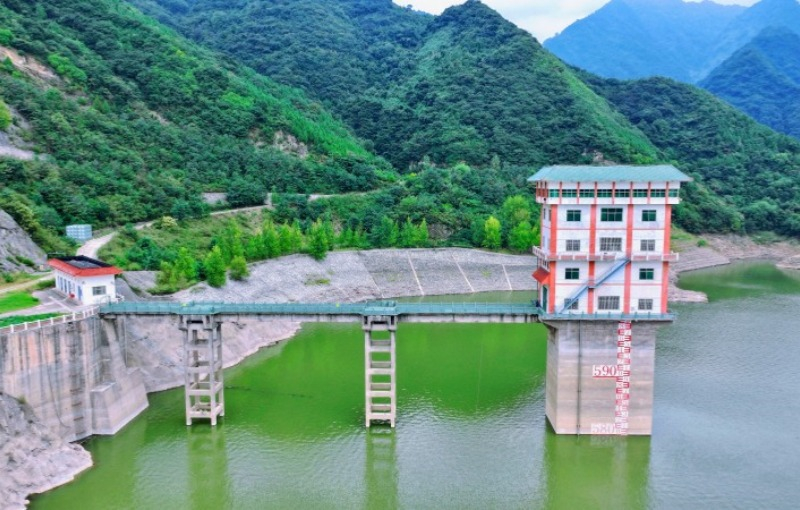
(174, 247, 197, 281)
(371, 216, 399, 248)
(229, 255, 249, 280)
(226, 176, 266, 208)
(204, 246, 227, 288)
(262, 221, 281, 258)
(399, 218, 416, 248)
(483, 216, 501, 250)
(500, 195, 531, 228)
(508, 221, 535, 253)
(0, 100, 12, 131)
(307, 220, 329, 261)
(415, 218, 430, 247)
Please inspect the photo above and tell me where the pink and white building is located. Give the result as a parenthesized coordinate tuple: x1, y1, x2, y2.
(529, 165, 691, 317)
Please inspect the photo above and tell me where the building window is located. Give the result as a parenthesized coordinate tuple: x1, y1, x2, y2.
(562, 189, 577, 198)
(597, 189, 613, 198)
(640, 239, 656, 252)
(639, 268, 655, 280)
(566, 210, 581, 222)
(565, 268, 580, 280)
(566, 240, 581, 252)
(549, 189, 560, 198)
(642, 210, 657, 222)
(633, 189, 648, 198)
(650, 189, 666, 198)
(598, 296, 620, 310)
(615, 189, 630, 198)
(669, 189, 680, 198)
(92, 286, 107, 296)
(600, 208, 623, 222)
(579, 189, 595, 198)
(563, 298, 579, 311)
(600, 237, 622, 252)
(638, 299, 654, 311)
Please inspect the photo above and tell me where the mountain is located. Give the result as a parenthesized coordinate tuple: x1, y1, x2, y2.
(584, 74, 800, 234)
(701, 27, 800, 139)
(545, 0, 745, 82)
(131, 0, 660, 170)
(0, 0, 388, 232)
(707, 0, 800, 72)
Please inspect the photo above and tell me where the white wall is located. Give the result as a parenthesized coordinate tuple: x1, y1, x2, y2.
(55, 271, 117, 305)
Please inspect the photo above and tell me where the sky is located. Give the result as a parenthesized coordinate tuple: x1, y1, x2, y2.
(401, 0, 759, 41)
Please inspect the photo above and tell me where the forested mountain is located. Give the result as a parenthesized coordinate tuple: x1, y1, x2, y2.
(544, 0, 745, 82)
(546, 0, 800, 83)
(131, 0, 660, 170)
(0, 0, 387, 235)
(701, 27, 800, 140)
(584, 74, 800, 234)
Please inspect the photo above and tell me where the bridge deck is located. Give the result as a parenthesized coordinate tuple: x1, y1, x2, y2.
(99, 301, 673, 322)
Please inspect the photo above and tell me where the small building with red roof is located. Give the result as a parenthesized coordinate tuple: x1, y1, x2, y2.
(48, 256, 123, 305)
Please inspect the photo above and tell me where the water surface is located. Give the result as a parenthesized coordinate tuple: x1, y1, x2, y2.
(32, 262, 800, 508)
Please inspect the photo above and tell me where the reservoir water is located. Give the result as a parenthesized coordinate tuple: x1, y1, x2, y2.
(31, 262, 800, 508)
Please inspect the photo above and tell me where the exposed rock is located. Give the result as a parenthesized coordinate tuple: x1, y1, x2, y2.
(272, 130, 309, 159)
(0, 47, 59, 84)
(0, 209, 47, 273)
(0, 393, 92, 510)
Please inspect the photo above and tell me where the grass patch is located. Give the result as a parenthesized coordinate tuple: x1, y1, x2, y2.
(0, 313, 62, 328)
(0, 271, 37, 289)
(0, 291, 40, 314)
(304, 276, 331, 286)
(34, 279, 55, 290)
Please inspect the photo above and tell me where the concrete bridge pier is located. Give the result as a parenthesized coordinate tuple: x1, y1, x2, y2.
(181, 315, 225, 426)
(363, 315, 397, 427)
(544, 320, 660, 436)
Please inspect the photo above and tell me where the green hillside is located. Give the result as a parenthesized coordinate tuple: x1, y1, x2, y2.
(701, 27, 800, 140)
(0, 0, 388, 233)
(132, 0, 660, 170)
(586, 75, 800, 235)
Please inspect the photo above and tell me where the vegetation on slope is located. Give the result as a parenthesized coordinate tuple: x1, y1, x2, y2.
(701, 27, 800, 140)
(586, 75, 800, 235)
(133, 0, 660, 170)
(0, 0, 388, 235)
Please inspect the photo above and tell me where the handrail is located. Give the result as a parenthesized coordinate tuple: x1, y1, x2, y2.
(0, 307, 99, 336)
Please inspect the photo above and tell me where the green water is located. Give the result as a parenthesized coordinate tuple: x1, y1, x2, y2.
(32, 262, 800, 509)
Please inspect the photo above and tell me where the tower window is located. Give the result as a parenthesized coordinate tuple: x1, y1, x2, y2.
(633, 189, 648, 198)
(566, 210, 581, 222)
(579, 189, 595, 198)
(598, 296, 620, 310)
(651, 189, 666, 198)
(597, 189, 613, 198)
(638, 299, 654, 311)
(669, 189, 680, 198)
(566, 240, 581, 252)
(565, 268, 580, 280)
(615, 189, 630, 198)
(599, 237, 622, 252)
(563, 299, 579, 311)
(562, 189, 577, 198)
(642, 210, 657, 222)
(640, 239, 656, 252)
(549, 189, 560, 198)
(601, 208, 623, 222)
(639, 268, 655, 280)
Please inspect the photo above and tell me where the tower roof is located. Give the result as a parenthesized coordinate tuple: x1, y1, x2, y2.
(528, 165, 692, 183)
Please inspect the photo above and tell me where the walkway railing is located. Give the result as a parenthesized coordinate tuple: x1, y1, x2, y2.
(0, 307, 100, 336)
(99, 301, 542, 318)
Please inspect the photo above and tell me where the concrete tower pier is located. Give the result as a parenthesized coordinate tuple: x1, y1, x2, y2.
(544, 319, 663, 435)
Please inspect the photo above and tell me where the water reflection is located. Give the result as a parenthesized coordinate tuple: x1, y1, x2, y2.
(365, 428, 398, 509)
(544, 434, 651, 509)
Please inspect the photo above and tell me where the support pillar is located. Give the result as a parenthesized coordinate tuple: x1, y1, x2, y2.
(364, 315, 397, 427)
(181, 315, 225, 426)
(544, 320, 660, 435)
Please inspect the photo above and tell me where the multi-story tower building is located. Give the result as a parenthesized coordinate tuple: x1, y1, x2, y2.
(529, 165, 691, 317)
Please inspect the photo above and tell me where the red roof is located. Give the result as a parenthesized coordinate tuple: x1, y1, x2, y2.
(532, 267, 551, 284)
(49, 257, 122, 277)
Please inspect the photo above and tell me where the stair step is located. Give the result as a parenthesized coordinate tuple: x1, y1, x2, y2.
(370, 383, 392, 391)
(370, 361, 392, 369)
(370, 404, 392, 413)
(368, 390, 393, 398)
